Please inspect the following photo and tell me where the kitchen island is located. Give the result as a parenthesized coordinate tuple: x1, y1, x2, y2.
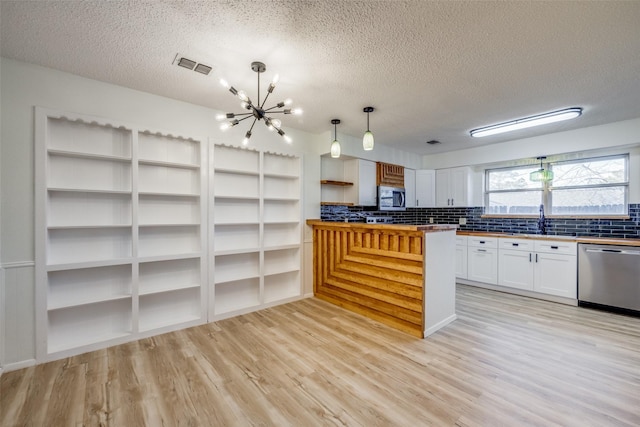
(307, 220, 458, 338)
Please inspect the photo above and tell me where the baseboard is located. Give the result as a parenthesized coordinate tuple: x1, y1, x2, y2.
(457, 279, 578, 306)
(2, 358, 36, 373)
(424, 313, 458, 337)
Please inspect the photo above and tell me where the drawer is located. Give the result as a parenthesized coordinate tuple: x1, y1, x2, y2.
(468, 236, 497, 248)
(499, 238, 533, 251)
(455, 235, 468, 246)
(534, 240, 577, 255)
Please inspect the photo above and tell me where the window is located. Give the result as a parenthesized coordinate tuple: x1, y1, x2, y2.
(485, 165, 543, 214)
(550, 156, 628, 215)
(485, 155, 628, 216)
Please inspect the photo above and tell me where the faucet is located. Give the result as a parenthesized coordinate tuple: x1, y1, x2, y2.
(537, 204, 546, 235)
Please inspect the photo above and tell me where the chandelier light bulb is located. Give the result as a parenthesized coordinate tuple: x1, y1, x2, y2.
(284, 135, 292, 144)
(271, 119, 282, 129)
(284, 98, 293, 106)
(215, 114, 226, 121)
(272, 74, 280, 85)
(292, 108, 303, 115)
(219, 78, 230, 89)
(237, 90, 248, 102)
(220, 123, 230, 131)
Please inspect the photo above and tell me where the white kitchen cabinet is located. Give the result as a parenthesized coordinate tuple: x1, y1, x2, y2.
(404, 168, 416, 208)
(455, 235, 468, 279)
(344, 158, 377, 206)
(415, 169, 436, 207)
(532, 241, 577, 298)
(436, 167, 471, 207)
(467, 237, 497, 284)
(498, 237, 577, 298)
(498, 238, 535, 290)
(36, 108, 207, 361)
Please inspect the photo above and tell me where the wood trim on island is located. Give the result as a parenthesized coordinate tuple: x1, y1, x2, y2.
(307, 220, 458, 338)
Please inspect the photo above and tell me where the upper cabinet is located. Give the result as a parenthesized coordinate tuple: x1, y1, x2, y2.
(344, 159, 377, 206)
(320, 156, 376, 206)
(436, 167, 472, 207)
(404, 169, 416, 208)
(415, 169, 436, 208)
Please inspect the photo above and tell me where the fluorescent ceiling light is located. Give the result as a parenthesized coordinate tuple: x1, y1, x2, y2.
(470, 107, 582, 138)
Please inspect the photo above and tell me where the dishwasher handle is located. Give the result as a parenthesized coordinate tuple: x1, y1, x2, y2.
(585, 248, 640, 256)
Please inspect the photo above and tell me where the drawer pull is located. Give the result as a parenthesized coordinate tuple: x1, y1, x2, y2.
(479, 240, 486, 244)
(477, 249, 487, 252)
(551, 245, 559, 249)
(512, 243, 519, 247)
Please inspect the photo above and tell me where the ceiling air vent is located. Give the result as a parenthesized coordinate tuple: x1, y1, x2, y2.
(174, 54, 212, 76)
(426, 140, 441, 145)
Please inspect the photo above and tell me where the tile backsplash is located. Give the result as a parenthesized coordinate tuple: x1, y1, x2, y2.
(320, 204, 640, 239)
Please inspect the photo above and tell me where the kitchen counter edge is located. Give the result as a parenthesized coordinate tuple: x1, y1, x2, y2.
(306, 220, 458, 233)
(456, 230, 640, 247)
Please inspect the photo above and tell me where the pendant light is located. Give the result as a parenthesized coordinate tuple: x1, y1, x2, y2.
(330, 119, 341, 158)
(530, 156, 554, 182)
(362, 106, 375, 151)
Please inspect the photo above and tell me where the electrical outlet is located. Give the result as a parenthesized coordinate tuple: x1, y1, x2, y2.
(429, 217, 434, 224)
(459, 217, 467, 225)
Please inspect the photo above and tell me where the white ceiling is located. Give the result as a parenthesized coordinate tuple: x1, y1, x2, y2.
(2, 1, 640, 155)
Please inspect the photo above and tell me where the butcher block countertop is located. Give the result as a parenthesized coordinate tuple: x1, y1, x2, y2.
(306, 220, 458, 233)
(456, 230, 640, 247)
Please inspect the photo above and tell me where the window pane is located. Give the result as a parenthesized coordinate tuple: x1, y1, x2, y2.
(487, 167, 543, 191)
(551, 187, 626, 215)
(486, 191, 542, 214)
(551, 157, 626, 187)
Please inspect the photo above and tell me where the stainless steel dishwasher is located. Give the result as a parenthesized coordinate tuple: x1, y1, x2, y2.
(578, 243, 640, 315)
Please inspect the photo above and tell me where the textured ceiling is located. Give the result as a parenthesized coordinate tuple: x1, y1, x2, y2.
(2, 1, 640, 155)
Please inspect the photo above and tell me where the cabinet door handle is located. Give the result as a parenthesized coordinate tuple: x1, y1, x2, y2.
(452, 198, 454, 205)
(529, 253, 532, 262)
(535, 253, 538, 263)
(416, 199, 419, 206)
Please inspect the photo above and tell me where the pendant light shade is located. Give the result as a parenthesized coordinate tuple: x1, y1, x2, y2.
(363, 107, 375, 151)
(530, 156, 554, 182)
(330, 119, 341, 158)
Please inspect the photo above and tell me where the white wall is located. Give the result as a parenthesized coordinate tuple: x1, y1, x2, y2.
(422, 119, 640, 203)
(0, 58, 329, 368)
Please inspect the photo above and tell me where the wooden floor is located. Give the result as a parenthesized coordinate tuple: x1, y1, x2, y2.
(2, 285, 640, 426)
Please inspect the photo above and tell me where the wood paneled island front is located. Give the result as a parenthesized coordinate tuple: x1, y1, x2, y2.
(307, 220, 458, 338)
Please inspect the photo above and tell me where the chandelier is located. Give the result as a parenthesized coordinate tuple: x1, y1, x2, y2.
(217, 61, 302, 146)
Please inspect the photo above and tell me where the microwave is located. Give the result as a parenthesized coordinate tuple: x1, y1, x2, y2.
(378, 185, 406, 211)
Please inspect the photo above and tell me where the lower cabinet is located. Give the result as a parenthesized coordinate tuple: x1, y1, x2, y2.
(459, 234, 578, 302)
(532, 245, 577, 298)
(498, 237, 577, 299)
(467, 237, 498, 284)
(455, 236, 468, 279)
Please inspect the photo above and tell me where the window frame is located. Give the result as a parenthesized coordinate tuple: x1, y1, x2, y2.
(484, 154, 629, 218)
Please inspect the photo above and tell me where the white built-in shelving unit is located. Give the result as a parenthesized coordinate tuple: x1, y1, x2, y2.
(211, 145, 302, 318)
(35, 108, 207, 360)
